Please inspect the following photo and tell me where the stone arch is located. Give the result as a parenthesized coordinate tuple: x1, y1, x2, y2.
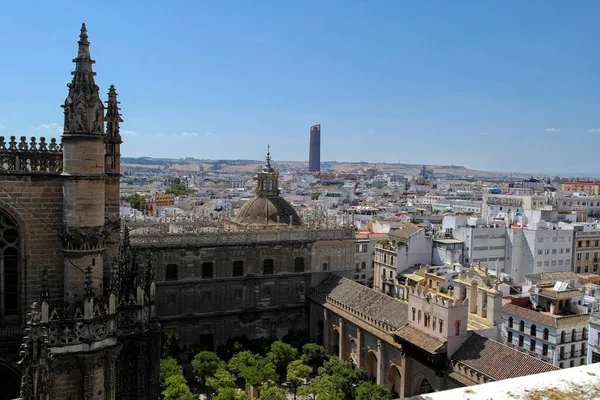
(0, 360, 21, 400)
(414, 376, 434, 395)
(330, 327, 340, 357)
(387, 364, 401, 398)
(348, 338, 359, 365)
(367, 350, 378, 382)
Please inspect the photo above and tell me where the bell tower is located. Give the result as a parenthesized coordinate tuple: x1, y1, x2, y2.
(60, 22, 106, 299)
(255, 145, 280, 197)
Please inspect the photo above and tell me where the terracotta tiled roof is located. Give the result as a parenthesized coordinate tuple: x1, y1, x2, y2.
(502, 303, 590, 328)
(451, 333, 558, 381)
(313, 275, 408, 328)
(388, 224, 423, 240)
(395, 324, 445, 354)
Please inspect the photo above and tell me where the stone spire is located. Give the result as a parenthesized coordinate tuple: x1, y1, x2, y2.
(105, 85, 123, 144)
(62, 23, 104, 135)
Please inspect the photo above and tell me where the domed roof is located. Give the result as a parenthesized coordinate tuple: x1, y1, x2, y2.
(231, 196, 303, 226)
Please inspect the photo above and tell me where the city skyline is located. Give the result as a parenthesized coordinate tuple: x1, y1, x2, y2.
(1, 1, 600, 173)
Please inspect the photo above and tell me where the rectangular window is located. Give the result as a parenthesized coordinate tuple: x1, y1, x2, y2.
(203, 291, 211, 301)
(234, 288, 243, 299)
(577, 254, 582, 260)
(553, 237, 557, 243)
(566, 248, 570, 253)
(560, 248, 564, 254)
(518, 335, 524, 347)
(544, 261, 549, 266)
(559, 237, 565, 242)
(322, 262, 328, 271)
(508, 331, 513, 343)
(439, 319, 443, 333)
(538, 237, 544, 243)
(551, 261, 556, 266)
(537, 261, 542, 267)
(552, 249, 557, 254)
(263, 286, 271, 298)
(537, 250, 543, 255)
(412, 307, 416, 321)
(433, 316, 437, 330)
(263, 259, 275, 275)
(545, 249, 550, 254)
(530, 339, 536, 351)
(586, 253, 590, 260)
(418, 310, 422, 324)
(542, 343, 548, 356)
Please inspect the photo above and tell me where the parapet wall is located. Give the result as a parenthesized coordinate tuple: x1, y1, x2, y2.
(0, 136, 62, 173)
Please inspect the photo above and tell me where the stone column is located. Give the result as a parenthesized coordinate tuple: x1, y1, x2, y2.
(469, 284, 478, 313)
(338, 319, 345, 360)
(377, 340, 385, 385)
(399, 352, 408, 399)
(81, 358, 95, 400)
(477, 289, 486, 317)
(323, 310, 330, 354)
(356, 328, 364, 368)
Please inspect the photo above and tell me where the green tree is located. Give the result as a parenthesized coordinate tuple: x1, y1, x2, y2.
(206, 367, 237, 392)
(165, 183, 195, 196)
(214, 387, 249, 400)
(192, 351, 223, 386)
(162, 329, 182, 358)
(299, 374, 344, 400)
(258, 385, 288, 400)
(159, 357, 183, 390)
(286, 359, 312, 399)
(161, 374, 194, 400)
(355, 381, 392, 400)
(228, 351, 277, 395)
(315, 357, 368, 399)
(300, 343, 328, 376)
(120, 193, 150, 210)
(267, 341, 298, 383)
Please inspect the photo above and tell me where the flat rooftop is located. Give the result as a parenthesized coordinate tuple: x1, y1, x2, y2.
(409, 362, 600, 399)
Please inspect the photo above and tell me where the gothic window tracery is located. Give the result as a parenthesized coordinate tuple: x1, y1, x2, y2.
(0, 211, 19, 322)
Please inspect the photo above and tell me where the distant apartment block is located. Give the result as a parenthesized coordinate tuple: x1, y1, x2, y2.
(561, 181, 600, 196)
(142, 193, 175, 216)
(308, 124, 321, 172)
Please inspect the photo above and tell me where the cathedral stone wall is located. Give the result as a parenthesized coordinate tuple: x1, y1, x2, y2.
(0, 175, 64, 313)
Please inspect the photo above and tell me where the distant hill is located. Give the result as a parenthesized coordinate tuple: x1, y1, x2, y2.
(121, 157, 513, 178)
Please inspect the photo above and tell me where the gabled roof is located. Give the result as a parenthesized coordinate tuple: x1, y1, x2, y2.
(451, 333, 558, 381)
(313, 274, 407, 328)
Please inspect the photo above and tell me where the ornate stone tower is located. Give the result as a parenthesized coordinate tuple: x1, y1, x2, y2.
(104, 85, 123, 282)
(60, 23, 106, 297)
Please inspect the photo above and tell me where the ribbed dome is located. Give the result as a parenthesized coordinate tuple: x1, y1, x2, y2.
(232, 196, 303, 226)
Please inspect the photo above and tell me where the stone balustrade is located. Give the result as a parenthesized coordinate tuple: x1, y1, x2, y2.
(0, 136, 63, 173)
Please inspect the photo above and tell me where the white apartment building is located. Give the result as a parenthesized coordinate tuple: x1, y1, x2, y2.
(482, 193, 554, 220)
(588, 313, 600, 364)
(505, 224, 574, 284)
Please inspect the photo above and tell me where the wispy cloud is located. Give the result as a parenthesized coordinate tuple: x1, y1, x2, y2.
(545, 128, 560, 132)
(30, 123, 63, 134)
(587, 128, 600, 133)
(0, 125, 6, 130)
(479, 132, 488, 136)
(155, 132, 201, 137)
(121, 129, 139, 136)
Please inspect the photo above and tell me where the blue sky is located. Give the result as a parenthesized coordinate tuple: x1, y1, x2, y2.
(1, 1, 599, 174)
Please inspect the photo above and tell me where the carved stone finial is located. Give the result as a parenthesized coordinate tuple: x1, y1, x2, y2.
(29, 137, 37, 151)
(19, 136, 28, 151)
(49, 138, 58, 151)
(0, 136, 6, 150)
(38, 137, 47, 151)
(9, 136, 17, 150)
(41, 268, 49, 303)
(84, 265, 94, 300)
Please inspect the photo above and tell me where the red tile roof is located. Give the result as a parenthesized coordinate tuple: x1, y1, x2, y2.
(451, 333, 558, 381)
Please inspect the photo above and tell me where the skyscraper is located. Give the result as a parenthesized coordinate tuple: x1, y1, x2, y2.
(308, 124, 321, 172)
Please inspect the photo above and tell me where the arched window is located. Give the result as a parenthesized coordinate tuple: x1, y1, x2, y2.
(361, 261, 366, 269)
(519, 320, 525, 332)
(455, 320, 461, 336)
(561, 331, 566, 344)
(583, 327, 588, 340)
(543, 328, 549, 341)
(165, 264, 178, 281)
(530, 324, 537, 337)
(294, 257, 305, 273)
(232, 261, 244, 277)
(0, 212, 20, 322)
(571, 329, 577, 342)
(263, 259, 274, 275)
(508, 317, 513, 328)
(202, 262, 213, 279)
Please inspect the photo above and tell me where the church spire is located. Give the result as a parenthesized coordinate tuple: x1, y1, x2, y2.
(62, 23, 104, 135)
(105, 85, 123, 143)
